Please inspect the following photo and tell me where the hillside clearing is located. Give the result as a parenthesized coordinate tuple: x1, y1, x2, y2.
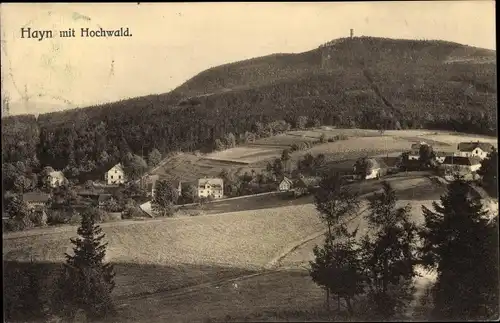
(149, 129, 497, 183)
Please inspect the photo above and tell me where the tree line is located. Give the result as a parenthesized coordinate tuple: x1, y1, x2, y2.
(2, 71, 496, 187)
(309, 172, 498, 320)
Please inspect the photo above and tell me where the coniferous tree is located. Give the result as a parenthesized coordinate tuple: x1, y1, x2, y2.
(477, 149, 498, 197)
(147, 148, 162, 167)
(360, 181, 418, 319)
(53, 208, 116, 320)
(152, 180, 179, 216)
(419, 176, 499, 320)
(310, 172, 362, 312)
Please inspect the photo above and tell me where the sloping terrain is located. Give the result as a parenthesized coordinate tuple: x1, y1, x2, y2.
(2, 37, 496, 185)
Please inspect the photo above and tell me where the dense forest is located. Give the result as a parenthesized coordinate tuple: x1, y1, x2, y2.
(2, 37, 497, 184)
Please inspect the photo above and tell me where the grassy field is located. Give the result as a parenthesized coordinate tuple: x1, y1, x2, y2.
(3, 204, 325, 298)
(4, 175, 457, 322)
(151, 129, 497, 183)
(111, 177, 448, 322)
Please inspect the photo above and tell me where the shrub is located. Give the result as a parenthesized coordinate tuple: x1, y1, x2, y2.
(47, 209, 70, 225)
(334, 134, 349, 141)
(122, 206, 145, 219)
(68, 212, 82, 225)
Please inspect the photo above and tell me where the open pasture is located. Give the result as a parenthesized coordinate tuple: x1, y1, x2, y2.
(288, 128, 383, 138)
(204, 146, 282, 164)
(3, 204, 324, 298)
(251, 133, 318, 147)
(151, 153, 254, 182)
(417, 133, 498, 147)
(299, 136, 413, 161)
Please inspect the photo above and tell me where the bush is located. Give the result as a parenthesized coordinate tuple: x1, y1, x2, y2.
(47, 209, 69, 225)
(100, 212, 122, 223)
(3, 219, 25, 232)
(334, 134, 349, 141)
(327, 137, 335, 142)
(3, 216, 36, 232)
(122, 206, 145, 219)
(68, 212, 82, 225)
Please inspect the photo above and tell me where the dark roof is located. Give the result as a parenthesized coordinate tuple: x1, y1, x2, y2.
(22, 192, 50, 203)
(442, 156, 482, 166)
(296, 176, 321, 188)
(457, 142, 494, 152)
(411, 142, 431, 150)
(77, 190, 101, 197)
(434, 151, 450, 157)
(98, 194, 113, 203)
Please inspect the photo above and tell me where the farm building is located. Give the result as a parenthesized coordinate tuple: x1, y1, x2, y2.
(46, 170, 68, 188)
(197, 178, 223, 199)
(278, 177, 293, 192)
(440, 156, 482, 174)
(105, 163, 126, 185)
(22, 192, 51, 209)
(456, 142, 495, 160)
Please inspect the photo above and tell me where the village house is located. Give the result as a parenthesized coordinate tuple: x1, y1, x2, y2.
(46, 170, 68, 188)
(353, 158, 388, 180)
(105, 163, 126, 185)
(456, 142, 495, 160)
(440, 156, 482, 174)
(22, 192, 51, 226)
(197, 178, 223, 199)
(22, 192, 51, 209)
(278, 176, 293, 192)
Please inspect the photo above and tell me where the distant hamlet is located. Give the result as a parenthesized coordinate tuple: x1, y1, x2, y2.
(20, 27, 132, 40)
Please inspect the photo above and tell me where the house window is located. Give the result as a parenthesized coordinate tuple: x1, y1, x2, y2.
(111, 175, 114, 179)
(115, 170, 117, 173)
(119, 175, 122, 179)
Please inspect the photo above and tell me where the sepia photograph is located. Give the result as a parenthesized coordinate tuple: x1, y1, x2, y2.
(1, 2, 498, 322)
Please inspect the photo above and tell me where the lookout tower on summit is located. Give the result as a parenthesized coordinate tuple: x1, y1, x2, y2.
(350, 29, 354, 38)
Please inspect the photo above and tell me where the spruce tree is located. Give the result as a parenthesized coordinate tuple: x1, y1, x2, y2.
(419, 176, 499, 320)
(478, 149, 498, 197)
(310, 172, 362, 313)
(360, 181, 418, 319)
(54, 208, 116, 320)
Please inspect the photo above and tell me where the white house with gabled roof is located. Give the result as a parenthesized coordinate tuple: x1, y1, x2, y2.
(105, 163, 126, 185)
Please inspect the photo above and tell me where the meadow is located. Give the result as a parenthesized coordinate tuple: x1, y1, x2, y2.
(5, 175, 468, 322)
(151, 129, 497, 184)
(3, 204, 325, 298)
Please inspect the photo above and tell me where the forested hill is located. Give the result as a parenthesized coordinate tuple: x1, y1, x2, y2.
(2, 37, 497, 180)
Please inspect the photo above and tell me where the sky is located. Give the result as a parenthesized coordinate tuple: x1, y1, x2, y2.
(0, 2, 496, 110)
